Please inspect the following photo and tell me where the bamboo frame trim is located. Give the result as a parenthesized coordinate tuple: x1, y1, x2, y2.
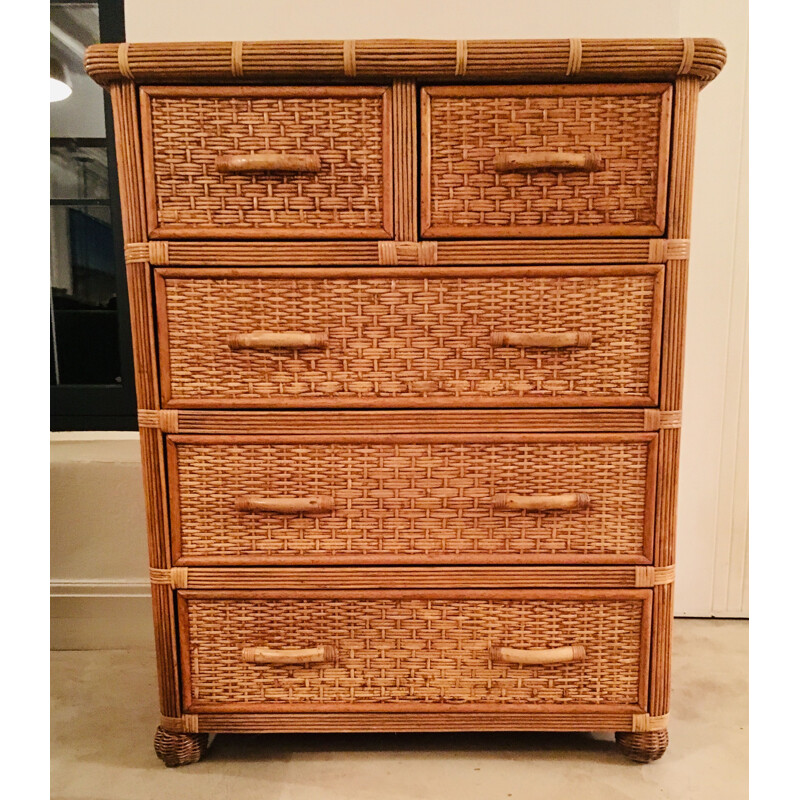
(85, 38, 726, 85)
(164, 566, 663, 590)
(173, 711, 644, 733)
(118, 239, 679, 267)
(632, 713, 669, 732)
(139, 408, 658, 435)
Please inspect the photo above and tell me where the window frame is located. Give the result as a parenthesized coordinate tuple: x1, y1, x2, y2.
(50, 0, 135, 431)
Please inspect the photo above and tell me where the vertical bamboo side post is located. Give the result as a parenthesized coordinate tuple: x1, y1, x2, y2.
(109, 82, 181, 719)
(391, 80, 418, 241)
(650, 76, 700, 719)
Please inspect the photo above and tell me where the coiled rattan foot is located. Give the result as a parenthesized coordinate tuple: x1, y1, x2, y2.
(154, 726, 209, 767)
(615, 729, 669, 762)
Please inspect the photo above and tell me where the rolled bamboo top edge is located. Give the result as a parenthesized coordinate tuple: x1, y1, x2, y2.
(84, 38, 725, 85)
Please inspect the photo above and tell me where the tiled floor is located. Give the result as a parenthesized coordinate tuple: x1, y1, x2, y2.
(51, 619, 747, 800)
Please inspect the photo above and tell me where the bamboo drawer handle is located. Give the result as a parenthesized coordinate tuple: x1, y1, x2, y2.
(235, 496, 335, 514)
(493, 493, 591, 512)
(490, 331, 592, 348)
(494, 152, 602, 173)
(242, 645, 336, 665)
(490, 645, 586, 666)
(216, 153, 322, 173)
(227, 331, 327, 350)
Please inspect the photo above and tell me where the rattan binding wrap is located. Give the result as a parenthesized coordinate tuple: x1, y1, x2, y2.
(180, 591, 650, 709)
(422, 85, 670, 238)
(84, 38, 726, 85)
(169, 434, 655, 564)
(156, 267, 663, 408)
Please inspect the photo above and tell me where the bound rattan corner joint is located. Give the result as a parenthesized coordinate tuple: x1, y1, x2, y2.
(86, 37, 725, 767)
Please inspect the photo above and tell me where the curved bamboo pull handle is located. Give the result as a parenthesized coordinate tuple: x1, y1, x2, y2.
(242, 645, 336, 665)
(494, 152, 602, 173)
(227, 331, 327, 350)
(490, 331, 592, 348)
(493, 493, 591, 512)
(490, 645, 586, 666)
(216, 153, 322, 173)
(235, 496, 335, 514)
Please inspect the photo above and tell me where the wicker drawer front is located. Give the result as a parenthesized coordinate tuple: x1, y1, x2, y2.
(140, 87, 392, 239)
(168, 433, 656, 565)
(421, 84, 672, 238)
(178, 590, 651, 712)
(155, 266, 663, 408)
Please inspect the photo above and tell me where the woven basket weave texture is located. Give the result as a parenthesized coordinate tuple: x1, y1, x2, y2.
(146, 92, 388, 233)
(172, 438, 653, 561)
(184, 596, 647, 706)
(160, 272, 659, 405)
(425, 89, 667, 234)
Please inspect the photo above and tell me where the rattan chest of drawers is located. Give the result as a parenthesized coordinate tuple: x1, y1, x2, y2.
(86, 37, 725, 767)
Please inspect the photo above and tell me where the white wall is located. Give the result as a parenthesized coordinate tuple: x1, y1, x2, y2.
(51, 0, 748, 648)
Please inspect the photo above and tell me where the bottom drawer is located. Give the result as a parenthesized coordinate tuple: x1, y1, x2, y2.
(178, 590, 651, 712)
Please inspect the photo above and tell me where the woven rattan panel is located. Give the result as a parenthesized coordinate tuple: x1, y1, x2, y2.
(180, 593, 649, 708)
(156, 268, 663, 407)
(141, 87, 391, 238)
(422, 85, 671, 238)
(169, 435, 655, 564)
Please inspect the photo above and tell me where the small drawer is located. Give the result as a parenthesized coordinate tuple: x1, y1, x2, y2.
(140, 86, 393, 239)
(421, 84, 672, 238)
(178, 589, 652, 712)
(167, 433, 657, 565)
(155, 265, 664, 408)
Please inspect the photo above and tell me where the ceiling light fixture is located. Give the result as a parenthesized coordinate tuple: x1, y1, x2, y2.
(50, 57, 72, 102)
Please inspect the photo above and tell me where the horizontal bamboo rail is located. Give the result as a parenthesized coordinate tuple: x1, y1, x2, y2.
(85, 38, 726, 85)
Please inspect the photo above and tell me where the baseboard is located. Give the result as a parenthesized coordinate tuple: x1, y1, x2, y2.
(51, 580, 153, 650)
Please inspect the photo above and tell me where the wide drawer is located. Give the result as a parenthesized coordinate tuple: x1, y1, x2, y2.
(155, 266, 664, 408)
(140, 86, 393, 239)
(167, 433, 657, 565)
(178, 589, 651, 712)
(421, 84, 672, 238)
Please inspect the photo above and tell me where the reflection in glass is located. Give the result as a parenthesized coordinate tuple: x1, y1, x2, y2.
(51, 2, 121, 386)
